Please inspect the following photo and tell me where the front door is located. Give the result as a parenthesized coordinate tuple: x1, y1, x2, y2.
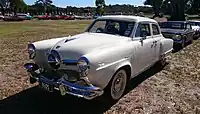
(151, 23, 162, 62)
(185, 23, 194, 42)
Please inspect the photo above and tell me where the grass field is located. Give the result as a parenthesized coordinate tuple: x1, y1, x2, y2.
(0, 20, 200, 114)
(0, 20, 92, 99)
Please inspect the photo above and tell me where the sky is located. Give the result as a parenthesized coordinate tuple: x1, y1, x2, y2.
(24, 0, 146, 7)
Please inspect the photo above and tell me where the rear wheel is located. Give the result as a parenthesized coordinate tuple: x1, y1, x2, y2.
(103, 69, 127, 102)
(189, 39, 193, 44)
(158, 54, 167, 66)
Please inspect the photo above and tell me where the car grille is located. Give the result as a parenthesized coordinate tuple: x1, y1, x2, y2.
(42, 69, 80, 82)
(63, 70, 80, 82)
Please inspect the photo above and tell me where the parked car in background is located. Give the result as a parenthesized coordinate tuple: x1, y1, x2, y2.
(74, 15, 85, 20)
(17, 13, 33, 20)
(0, 15, 4, 20)
(187, 20, 200, 39)
(37, 15, 51, 20)
(65, 15, 75, 20)
(24, 15, 173, 101)
(85, 16, 93, 20)
(49, 15, 63, 20)
(160, 21, 194, 49)
(3, 15, 25, 21)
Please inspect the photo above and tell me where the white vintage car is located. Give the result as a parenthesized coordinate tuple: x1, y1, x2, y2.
(24, 15, 173, 101)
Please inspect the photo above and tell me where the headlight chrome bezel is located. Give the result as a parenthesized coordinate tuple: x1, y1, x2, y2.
(77, 57, 90, 77)
(28, 44, 36, 59)
(48, 50, 61, 69)
(173, 34, 182, 40)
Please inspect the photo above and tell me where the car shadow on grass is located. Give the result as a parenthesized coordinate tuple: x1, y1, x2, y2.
(126, 62, 167, 93)
(0, 63, 167, 114)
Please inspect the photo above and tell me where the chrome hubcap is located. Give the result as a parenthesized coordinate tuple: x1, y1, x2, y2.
(113, 76, 123, 92)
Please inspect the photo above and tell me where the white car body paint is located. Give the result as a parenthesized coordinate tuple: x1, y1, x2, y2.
(30, 15, 173, 89)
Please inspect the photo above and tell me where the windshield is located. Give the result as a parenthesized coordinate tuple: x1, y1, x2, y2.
(87, 20, 135, 37)
(160, 22, 186, 29)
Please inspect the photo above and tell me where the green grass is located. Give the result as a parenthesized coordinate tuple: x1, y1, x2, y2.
(0, 20, 92, 71)
(0, 20, 92, 40)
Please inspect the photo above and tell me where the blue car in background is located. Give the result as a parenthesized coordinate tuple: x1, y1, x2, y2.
(17, 13, 33, 20)
(160, 21, 194, 50)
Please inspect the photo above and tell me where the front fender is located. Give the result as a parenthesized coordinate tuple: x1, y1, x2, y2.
(31, 37, 67, 69)
(88, 58, 132, 89)
(114, 60, 132, 78)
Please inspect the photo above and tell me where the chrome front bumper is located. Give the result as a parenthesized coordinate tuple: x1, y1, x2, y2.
(24, 63, 104, 100)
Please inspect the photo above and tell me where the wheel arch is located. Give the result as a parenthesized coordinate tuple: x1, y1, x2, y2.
(98, 61, 133, 89)
(114, 61, 132, 81)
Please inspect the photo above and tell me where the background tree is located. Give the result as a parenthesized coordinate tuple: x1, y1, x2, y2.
(0, 0, 7, 15)
(187, 0, 200, 14)
(145, 0, 193, 21)
(10, 0, 27, 15)
(95, 0, 106, 15)
(35, 0, 52, 14)
(0, 0, 27, 15)
(144, 0, 163, 18)
(145, 0, 200, 20)
(165, 0, 190, 21)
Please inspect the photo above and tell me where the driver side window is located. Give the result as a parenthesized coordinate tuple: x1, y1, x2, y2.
(135, 23, 151, 37)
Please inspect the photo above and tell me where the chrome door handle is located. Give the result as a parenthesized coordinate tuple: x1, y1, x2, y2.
(151, 41, 158, 48)
(153, 41, 157, 43)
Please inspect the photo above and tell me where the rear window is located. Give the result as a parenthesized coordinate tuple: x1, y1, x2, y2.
(152, 24, 160, 35)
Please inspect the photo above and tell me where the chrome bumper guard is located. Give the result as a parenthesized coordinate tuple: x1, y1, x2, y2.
(24, 63, 104, 100)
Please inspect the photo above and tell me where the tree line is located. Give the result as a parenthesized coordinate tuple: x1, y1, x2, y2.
(0, 0, 153, 15)
(144, 0, 200, 21)
(0, 0, 199, 21)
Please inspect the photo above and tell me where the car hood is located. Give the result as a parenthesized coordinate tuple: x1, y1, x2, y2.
(51, 32, 129, 60)
(161, 28, 186, 34)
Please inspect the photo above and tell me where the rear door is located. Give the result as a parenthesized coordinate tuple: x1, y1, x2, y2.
(133, 22, 156, 73)
(151, 23, 162, 61)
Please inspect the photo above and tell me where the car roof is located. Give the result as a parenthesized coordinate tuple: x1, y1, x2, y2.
(163, 21, 188, 23)
(97, 15, 157, 23)
(187, 20, 200, 23)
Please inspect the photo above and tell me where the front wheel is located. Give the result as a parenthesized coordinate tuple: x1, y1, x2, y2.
(181, 38, 186, 48)
(103, 69, 127, 102)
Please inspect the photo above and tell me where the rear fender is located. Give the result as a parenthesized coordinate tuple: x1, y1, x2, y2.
(160, 38, 173, 56)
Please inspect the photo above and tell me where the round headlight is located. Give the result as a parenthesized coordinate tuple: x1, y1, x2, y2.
(77, 57, 89, 77)
(28, 44, 36, 59)
(173, 34, 182, 40)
